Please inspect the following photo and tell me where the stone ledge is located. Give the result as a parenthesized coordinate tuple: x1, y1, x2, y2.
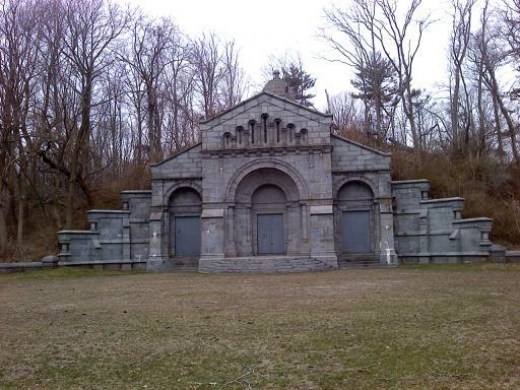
(0, 262, 43, 273)
(60, 259, 146, 266)
(505, 251, 520, 263)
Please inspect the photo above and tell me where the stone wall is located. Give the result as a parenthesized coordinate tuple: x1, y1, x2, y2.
(392, 180, 498, 263)
(54, 89, 505, 272)
(58, 191, 151, 265)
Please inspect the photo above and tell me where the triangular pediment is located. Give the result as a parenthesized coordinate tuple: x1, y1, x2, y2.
(200, 92, 332, 131)
(200, 92, 334, 153)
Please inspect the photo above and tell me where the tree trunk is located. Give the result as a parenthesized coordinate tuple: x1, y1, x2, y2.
(489, 68, 519, 164)
(0, 198, 7, 253)
(65, 165, 76, 229)
(17, 199, 23, 246)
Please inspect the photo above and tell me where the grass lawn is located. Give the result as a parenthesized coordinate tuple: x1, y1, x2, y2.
(1, 264, 519, 389)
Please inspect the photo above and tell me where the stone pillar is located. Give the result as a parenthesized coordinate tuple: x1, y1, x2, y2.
(286, 204, 299, 256)
(199, 208, 225, 270)
(147, 210, 164, 270)
(301, 203, 309, 241)
(226, 206, 237, 257)
(419, 208, 429, 263)
(309, 205, 338, 268)
(122, 216, 131, 261)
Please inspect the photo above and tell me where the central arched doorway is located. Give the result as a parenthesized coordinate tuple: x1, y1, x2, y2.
(232, 167, 304, 256)
(252, 185, 287, 254)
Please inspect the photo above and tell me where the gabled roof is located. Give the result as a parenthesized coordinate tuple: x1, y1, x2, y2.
(331, 133, 391, 157)
(200, 91, 332, 126)
(150, 142, 202, 168)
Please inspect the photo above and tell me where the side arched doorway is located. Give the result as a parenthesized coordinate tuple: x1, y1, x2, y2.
(336, 181, 375, 256)
(168, 188, 202, 257)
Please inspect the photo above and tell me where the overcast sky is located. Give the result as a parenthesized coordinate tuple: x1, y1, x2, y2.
(121, 0, 456, 110)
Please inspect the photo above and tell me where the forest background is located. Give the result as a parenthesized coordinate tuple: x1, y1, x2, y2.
(1, 0, 519, 261)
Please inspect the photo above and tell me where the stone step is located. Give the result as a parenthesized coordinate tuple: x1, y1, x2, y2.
(505, 251, 520, 263)
(340, 264, 397, 269)
(338, 259, 397, 269)
(199, 256, 334, 273)
(151, 257, 199, 272)
(337, 253, 399, 269)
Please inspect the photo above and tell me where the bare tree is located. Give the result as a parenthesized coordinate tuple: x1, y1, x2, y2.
(0, 0, 39, 251)
(470, 1, 519, 163)
(449, 0, 477, 157)
(219, 40, 248, 110)
(323, 1, 385, 136)
(191, 32, 224, 119)
(56, 0, 130, 228)
(502, 0, 520, 163)
(374, 0, 432, 150)
(162, 31, 197, 151)
(323, 0, 431, 148)
(119, 16, 176, 162)
(0, 0, 256, 259)
(327, 91, 364, 134)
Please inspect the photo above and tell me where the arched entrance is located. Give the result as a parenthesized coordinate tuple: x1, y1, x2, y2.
(252, 185, 287, 254)
(336, 181, 375, 254)
(233, 168, 303, 256)
(168, 188, 201, 257)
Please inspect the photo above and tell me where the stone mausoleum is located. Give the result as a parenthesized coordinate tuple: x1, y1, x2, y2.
(58, 74, 503, 272)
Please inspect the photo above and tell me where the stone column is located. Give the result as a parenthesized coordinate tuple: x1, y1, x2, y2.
(419, 208, 429, 263)
(122, 216, 131, 261)
(286, 204, 298, 256)
(301, 202, 309, 241)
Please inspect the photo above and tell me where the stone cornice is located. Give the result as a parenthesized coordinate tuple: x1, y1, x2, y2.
(201, 144, 333, 157)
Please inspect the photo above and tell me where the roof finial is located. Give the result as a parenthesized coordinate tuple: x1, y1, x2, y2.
(263, 70, 295, 101)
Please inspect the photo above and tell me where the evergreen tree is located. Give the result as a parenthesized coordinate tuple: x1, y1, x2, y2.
(280, 63, 316, 107)
(351, 52, 399, 141)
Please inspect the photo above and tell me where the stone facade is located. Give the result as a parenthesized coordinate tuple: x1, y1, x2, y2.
(57, 76, 504, 271)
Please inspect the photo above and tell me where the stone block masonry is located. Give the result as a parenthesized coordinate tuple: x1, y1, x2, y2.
(55, 75, 504, 272)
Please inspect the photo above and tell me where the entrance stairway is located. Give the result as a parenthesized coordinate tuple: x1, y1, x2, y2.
(156, 255, 397, 272)
(152, 257, 199, 272)
(198, 256, 335, 273)
(337, 254, 397, 268)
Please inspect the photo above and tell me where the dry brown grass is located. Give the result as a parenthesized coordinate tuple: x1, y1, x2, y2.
(1, 264, 519, 389)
